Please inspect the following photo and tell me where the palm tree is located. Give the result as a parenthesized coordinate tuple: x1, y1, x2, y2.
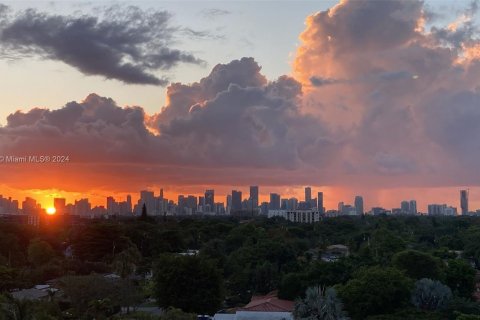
(411, 278, 452, 311)
(294, 286, 349, 320)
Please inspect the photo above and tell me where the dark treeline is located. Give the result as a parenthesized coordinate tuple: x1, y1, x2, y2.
(1, 214, 480, 319)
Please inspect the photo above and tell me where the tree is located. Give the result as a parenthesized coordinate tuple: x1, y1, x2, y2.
(411, 278, 452, 311)
(392, 250, 444, 280)
(254, 261, 279, 295)
(294, 286, 349, 320)
(112, 245, 142, 279)
(279, 273, 307, 300)
(445, 259, 476, 298)
(338, 267, 412, 319)
(27, 239, 55, 267)
(58, 274, 118, 317)
(160, 307, 197, 320)
(154, 255, 223, 315)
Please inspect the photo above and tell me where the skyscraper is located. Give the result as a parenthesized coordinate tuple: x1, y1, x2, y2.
(409, 200, 417, 215)
(269, 193, 281, 210)
(305, 187, 312, 203)
(400, 201, 410, 214)
(205, 190, 215, 212)
(232, 190, 242, 211)
(54, 198, 66, 215)
(317, 192, 324, 214)
(354, 196, 364, 215)
(250, 186, 259, 208)
(460, 189, 469, 215)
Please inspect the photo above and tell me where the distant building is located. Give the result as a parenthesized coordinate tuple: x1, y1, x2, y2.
(54, 198, 66, 215)
(371, 207, 388, 215)
(317, 192, 324, 214)
(428, 204, 457, 216)
(268, 209, 322, 223)
(232, 190, 242, 211)
(305, 187, 312, 203)
(205, 190, 215, 212)
(269, 193, 281, 210)
(250, 186, 259, 209)
(461, 190, 469, 215)
(400, 201, 410, 214)
(287, 198, 298, 210)
(354, 196, 364, 215)
(409, 200, 417, 214)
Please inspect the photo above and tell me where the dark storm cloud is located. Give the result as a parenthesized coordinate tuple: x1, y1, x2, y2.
(0, 58, 338, 172)
(0, 5, 203, 85)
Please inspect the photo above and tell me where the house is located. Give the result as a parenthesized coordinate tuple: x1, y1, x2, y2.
(214, 292, 294, 320)
(321, 244, 350, 262)
(11, 284, 58, 301)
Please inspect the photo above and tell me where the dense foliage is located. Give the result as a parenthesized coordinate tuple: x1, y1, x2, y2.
(0, 214, 479, 319)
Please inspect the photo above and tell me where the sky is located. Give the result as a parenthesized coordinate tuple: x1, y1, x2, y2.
(0, 0, 479, 212)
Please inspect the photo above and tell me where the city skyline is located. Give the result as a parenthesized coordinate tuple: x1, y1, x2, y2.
(1, 0, 480, 212)
(0, 185, 477, 216)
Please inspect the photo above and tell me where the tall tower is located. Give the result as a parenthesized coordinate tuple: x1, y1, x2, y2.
(305, 187, 312, 203)
(354, 196, 364, 215)
(317, 192, 324, 214)
(205, 190, 215, 212)
(460, 189, 469, 215)
(232, 190, 242, 211)
(249, 186, 259, 208)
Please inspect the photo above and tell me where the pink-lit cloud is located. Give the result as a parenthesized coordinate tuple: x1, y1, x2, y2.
(1, 0, 480, 210)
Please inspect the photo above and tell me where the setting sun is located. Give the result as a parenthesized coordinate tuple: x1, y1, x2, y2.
(46, 207, 56, 215)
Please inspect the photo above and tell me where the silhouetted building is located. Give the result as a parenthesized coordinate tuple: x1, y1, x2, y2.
(460, 190, 469, 215)
(269, 193, 281, 210)
(305, 187, 312, 203)
(232, 190, 242, 211)
(317, 192, 324, 214)
(409, 200, 417, 214)
(54, 198, 66, 215)
(354, 196, 364, 215)
(249, 186, 259, 209)
(205, 190, 215, 212)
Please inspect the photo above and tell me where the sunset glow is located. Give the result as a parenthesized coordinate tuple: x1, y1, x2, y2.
(46, 207, 56, 215)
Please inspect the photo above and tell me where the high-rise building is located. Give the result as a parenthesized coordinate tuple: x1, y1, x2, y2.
(269, 193, 281, 210)
(205, 190, 215, 212)
(400, 201, 410, 214)
(140, 190, 155, 215)
(317, 192, 324, 214)
(287, 198, 298, 210)
(126, 195, 132, 213)
(250, 186, 259, 208)
(106, 196, 118, 215)
(354, 196, 364, 215)
(54, 198, 66, 215)
(187, 195, 197, 213)
(232, 190, 242, 211)
(409, 200, 417, 214)
(460, 190, 469, 215)
(226, 195, 232, 211)
(305, 187, 312, 203)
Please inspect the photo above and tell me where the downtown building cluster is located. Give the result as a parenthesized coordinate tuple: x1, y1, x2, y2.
(0, 187, 477, 225)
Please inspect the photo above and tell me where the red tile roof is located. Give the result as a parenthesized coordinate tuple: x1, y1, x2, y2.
(241, 292, 294, 312)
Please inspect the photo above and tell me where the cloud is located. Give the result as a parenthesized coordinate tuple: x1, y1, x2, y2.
(294, 0, 480, 189)
(0, 58, 341, 193)
(3, 0, 480, 207)
(0, 5, 203, 85)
